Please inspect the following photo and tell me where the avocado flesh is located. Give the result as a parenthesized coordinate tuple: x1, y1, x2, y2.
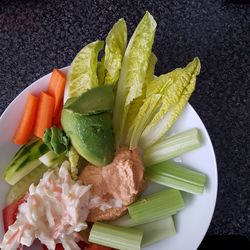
(61, 108, 115, 167)
(64, 85, 114, 115)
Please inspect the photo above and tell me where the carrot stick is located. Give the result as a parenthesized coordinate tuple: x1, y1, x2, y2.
(34, 92, 55, 138)
(13, 93, 39, 144)
(47, 68, 66, 116)
(53, 100, 63, 128)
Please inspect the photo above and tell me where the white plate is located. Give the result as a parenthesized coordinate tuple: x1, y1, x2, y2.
(0, 67, 217, 250)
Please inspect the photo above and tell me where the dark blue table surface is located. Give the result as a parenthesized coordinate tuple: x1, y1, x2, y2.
(0, 0, 249, 244)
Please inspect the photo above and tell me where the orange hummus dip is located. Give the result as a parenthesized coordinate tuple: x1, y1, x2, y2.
(79, 148, 146, 222)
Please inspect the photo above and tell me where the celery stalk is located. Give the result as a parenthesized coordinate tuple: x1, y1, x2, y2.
(135, 216, 176, 247)
(146, 161, 206, 194)
(128, 188, 184, 224)
(89, 222, 143, 250)
(110, 212, 178, 228)
(109, 214, 176, 247)
(143, 128, 201, 166)
(39, 151, 66, 168)
(109, 213, 139, 227)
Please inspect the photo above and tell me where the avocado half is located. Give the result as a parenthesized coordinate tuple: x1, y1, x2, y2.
(61, 86, 115, 167)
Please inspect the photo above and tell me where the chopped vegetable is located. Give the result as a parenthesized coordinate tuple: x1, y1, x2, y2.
(64, 85, 114, 115)
(34, 92, 55, 138)
(113, 11, 157, 147)
(140, 57, 201, 148)
(109, 213, 138, 227)
(110, 213, 173, 228)
(128, 188, 184, 224)
(146, 161, 206, 194)
(104, 18, 127, 85)
(43, 126, 70, 154)
(135, 216, 176, 247)
(53, 100, 63, 128)
(6, 164, 47, 205)
(62, 110, 115, 167)
(143, 128, 201, 166)
(13, 93, 39, 144)
(3, 139, 49, 185)
(47, 68, 66, 116)
(39, 151, 66, 168)
(43, 242, 89, 250)
(62, 86, 115, 167)
(89, 222, 143, 250)
(2, 196, 26, 232)
(65, 40, 104, 100)
(87, 244, 114, 250)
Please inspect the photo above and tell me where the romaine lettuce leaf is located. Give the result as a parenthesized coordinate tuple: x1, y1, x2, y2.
(126, 94, 161, 149)
(146, 69, 181, 97)
(125, 53, 158, 147)
(104, 18, 127, 85)
(113, 12, 157, 147)
(140, 57, 201, 148)
(66, 40, 104, 98)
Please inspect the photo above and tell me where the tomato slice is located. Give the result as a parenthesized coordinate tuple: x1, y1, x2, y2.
(43, 241, 89, 250)
(87, 243, 115, 250)
(77, 241, 89, 249)
(2, 196, 26, 232)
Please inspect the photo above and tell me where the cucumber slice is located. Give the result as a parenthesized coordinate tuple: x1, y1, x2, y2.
(6, 164, 48, 205)
(3, 140, 49, 185)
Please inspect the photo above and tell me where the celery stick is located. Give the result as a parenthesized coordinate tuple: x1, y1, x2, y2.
(109, 213, 138, 227)
(110, 211, 177, 228)
(39, 151, 66, 168)
(144, 128, 201, 166)
(145, 161, 206, 194)
(128, 188, 184, 224)
(89, 222, 143, 250)
(135, 216, 176, 247)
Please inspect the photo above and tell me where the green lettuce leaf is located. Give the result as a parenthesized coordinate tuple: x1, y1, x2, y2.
(66, 40, 104, 98)
(43, 126, 70, 155)
(125, 53, 158, 137)
(126, 94, 161, 149)
(125, 53, 158, 148)
(113, 12, 157, 147)
(145, 52, 158, 84)
(146, 69, 180, 97)
(104, 18, 127, 85)
(140, 57, 201, 148)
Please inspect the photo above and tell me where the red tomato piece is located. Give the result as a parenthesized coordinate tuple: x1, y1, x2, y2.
(78, 241, 89, 249)
(2, 196, 26, 232)
(43, 241, 89, 250)
(87, 243, 115, 250)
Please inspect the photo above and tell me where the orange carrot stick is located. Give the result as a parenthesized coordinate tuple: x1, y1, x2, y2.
(34, 92, 55, 138)
(47, 68, 66, 116)
(13, 93, 39, 144)
(53, 100, 63, 128)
